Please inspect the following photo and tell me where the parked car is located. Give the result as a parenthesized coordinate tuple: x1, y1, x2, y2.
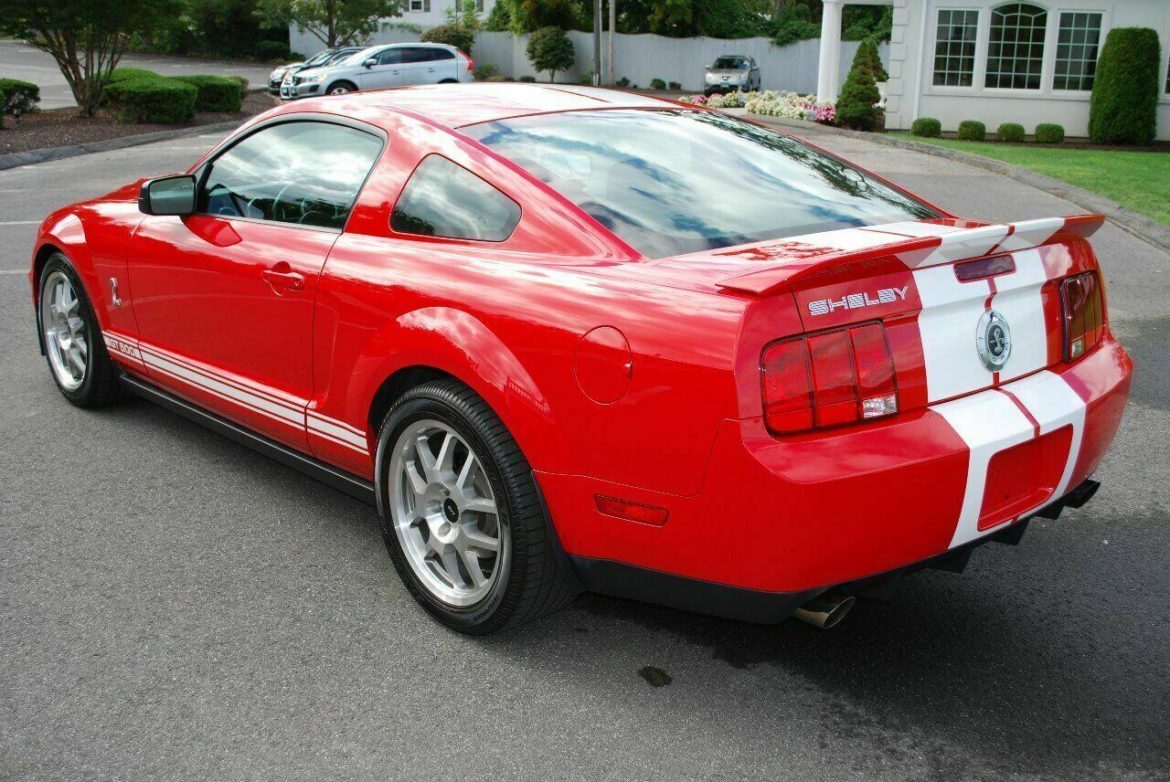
(704, 54, 761, 95)
(283, 43, 473, 99)
(268, 47, 364, 95)
(29, 85, 1130, 634)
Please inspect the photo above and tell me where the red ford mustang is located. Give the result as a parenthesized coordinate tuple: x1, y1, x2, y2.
(29, 85, 1132, 633)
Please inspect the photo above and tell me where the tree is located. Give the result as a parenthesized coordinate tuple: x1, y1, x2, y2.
(1088, 27, 1161, 145)
(854, 36, 887, 82)
(526, 26, 574, 83)
(491, 0, 586, 35)
(421, 23, 474, 57)
(835, 43, 881, 130)
(0, 0, 179, 116)
(256, 0, 403, 48)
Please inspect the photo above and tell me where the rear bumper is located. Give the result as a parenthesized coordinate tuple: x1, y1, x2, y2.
(540, 338, 1131, 600)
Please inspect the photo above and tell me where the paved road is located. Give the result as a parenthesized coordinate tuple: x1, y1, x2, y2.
(1, 129, 1168, 782)
(0, 40, 276, 109)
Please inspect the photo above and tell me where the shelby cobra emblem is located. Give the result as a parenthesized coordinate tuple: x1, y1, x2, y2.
(977, 310, 1012, 371)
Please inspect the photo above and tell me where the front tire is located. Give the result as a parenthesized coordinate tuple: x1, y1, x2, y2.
(38, 254, 122, 407)
(326, 81, 357, 95)
(376, 380, 576, 634)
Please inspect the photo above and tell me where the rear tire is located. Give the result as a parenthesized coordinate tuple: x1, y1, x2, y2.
(376, 379, 577, 634)
(38, 253, 122, 408)
(326, 81, 357, 95)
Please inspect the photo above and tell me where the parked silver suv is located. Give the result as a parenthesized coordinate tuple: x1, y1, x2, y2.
(269, 47, 364, 95)
(283, 43, 474, 99)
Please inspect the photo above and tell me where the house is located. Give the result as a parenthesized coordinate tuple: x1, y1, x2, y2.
(398, 0, 495, 29)
(817, 0, 1170, 140)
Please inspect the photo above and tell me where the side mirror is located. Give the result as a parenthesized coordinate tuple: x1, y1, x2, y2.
(363, 57, 377, 69)
(139, 175, 196, 216)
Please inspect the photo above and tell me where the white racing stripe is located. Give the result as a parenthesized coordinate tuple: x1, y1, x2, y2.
(913, 264, 991, 403)
(988, 248, 1049, 383)
(1001, 370, 1085, 503)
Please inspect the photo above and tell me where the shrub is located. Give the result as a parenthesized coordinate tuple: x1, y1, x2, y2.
(957, 120, 986, 141)
(910, 117, 941, 137)
(518, 75, 537, 83)
(668, 81, 681, 90)
(854, 37, 887, 82)
(997, 122, 1025, 143)
(421, 23, 475, 57)
(105, 77, 197, 124)
(0, 88, 4, 127)
(226, 75, 249, 99)
(1035, 123, 1065, 144)
(1089, 27, 1160, 145)
(772, 3, 819, 46)
(171, 75, 243, 112)
(256, 40, 290, 62)
(526, 26, 574, 83)
(835, 43, 881, 130)
(650, 77, 666, 90)
(108, 67, 159, 84)
(474, 63, 499, 81)
(578, 71, 593, 85)
(616, 76, 630, 88)
(0, 78, 40, 116)
(486, 74, 508, 82)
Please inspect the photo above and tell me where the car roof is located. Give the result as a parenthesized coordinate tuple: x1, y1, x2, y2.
(302, 83, 681, 129)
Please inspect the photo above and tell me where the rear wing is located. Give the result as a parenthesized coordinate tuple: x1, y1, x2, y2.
(715, 214, 1105, 297)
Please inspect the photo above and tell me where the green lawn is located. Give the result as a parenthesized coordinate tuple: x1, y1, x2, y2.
(891, 135, 1170, 227)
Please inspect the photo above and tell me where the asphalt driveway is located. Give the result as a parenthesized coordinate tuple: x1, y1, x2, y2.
(1, 129, 1168, 782)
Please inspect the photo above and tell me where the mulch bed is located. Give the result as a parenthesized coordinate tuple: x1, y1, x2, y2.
(0, 91, 278, 155)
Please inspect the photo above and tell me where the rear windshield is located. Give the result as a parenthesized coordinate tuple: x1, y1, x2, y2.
(713, 56, 747, 69)
(463, 110, 937, 258)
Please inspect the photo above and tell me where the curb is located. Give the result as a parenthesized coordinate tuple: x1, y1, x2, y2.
(750, 113, 1170, 254)
(0, 88, 269, 172)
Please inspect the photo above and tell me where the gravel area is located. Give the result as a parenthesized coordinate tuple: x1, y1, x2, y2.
(0, 91, 277, 155)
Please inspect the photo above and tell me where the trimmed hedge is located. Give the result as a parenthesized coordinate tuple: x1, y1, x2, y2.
(227, 75, 249, 99)
(1088, 27, 1161, 145)
(997, 122, 1025, 143)
(105, 77, 197, 124)
(421, 23, 474, 57)
(650, 77, 666, 89)
(1035, 123, 1065, 144)
(0, 89, 5, 126)
(910, 117, 941, 137)
(0, 78, 40, 115)
(172, 75, 243, 112)
(957, 120, 986, 141)
(108, 67, 159, 84)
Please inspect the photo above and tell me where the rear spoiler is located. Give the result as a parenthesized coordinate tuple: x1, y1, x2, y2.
(716, 214, 1105, 297)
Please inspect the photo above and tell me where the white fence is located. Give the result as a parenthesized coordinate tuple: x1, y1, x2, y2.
(289, 26, 885, 95)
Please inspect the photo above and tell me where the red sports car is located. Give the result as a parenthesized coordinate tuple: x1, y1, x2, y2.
(29, 85, 1131, 633)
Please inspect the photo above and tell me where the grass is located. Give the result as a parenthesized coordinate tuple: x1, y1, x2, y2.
(892, 134, 1170, 227)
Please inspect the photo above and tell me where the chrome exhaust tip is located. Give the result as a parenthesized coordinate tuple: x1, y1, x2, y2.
(792, 591, 855, 629)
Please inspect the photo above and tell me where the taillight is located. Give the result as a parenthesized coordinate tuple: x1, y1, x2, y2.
(1061, 271, 1104, 361)
(459, 49, 474, 71)
(762, 322, 897, 435)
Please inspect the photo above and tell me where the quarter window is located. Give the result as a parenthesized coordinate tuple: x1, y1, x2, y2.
(933, 9, 980, 87)
(985, 3, 1047, 90)
(391, 156, 521, 242)
(199, 122, 383, 230)
(1053, 12, 1102, 91)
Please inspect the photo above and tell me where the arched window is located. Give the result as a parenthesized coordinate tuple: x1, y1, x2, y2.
(985, 3, 1048, 89)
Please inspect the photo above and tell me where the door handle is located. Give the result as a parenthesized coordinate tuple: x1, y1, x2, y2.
(262, 264, 305, 292)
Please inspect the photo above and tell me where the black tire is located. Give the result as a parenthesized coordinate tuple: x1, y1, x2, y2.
(376, 379, 577, 634)
(438, 78, 459, 84)
(37, 253, 123, 408)
(326, 81, 357, 95)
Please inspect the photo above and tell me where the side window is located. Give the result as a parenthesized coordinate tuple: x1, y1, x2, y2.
(432, 49, 455, 61)
(391, 155, 521, 242)
(401, 48, 436, 64)
(199, 121, 383, 230)
(378, 48, 403, 65)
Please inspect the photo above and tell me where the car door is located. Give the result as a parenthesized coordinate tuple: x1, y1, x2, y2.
(358, 47, 404, 89)
(126, 119, 385, 450)
(399, 47, 442, 85)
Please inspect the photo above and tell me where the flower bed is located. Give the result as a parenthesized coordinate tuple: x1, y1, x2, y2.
(681, 90, 836, 124)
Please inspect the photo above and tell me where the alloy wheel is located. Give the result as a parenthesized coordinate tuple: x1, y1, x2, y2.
(41, 270, 88, 391)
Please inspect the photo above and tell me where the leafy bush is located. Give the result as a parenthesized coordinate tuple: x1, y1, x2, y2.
(526, 26, 574, 83)
(172, 75, 243, 112)
(105, 77, 197, 124)
(1089, 27, 1160, 145)
(616, 76, 630, 88)
(256, 40, 290, 61)
(911, 117, 941, 137)
(854, 37, 887, 82)
(0, 78, 40, 116)
(227, 75, 249, 98)
(650, 77, 666, 90)
(1035, 123, 1065, 144)
(997, 122, 1025, 143)
(772, 2, 819, 46)
(108, 67, 159, 84)
(0, 88, 4, 127)
(957, 120, 986, 141)
(486, 74, 508, 82)
(835, 43, 881, 130)
(474, 63, 499, 81)
(668, 81, 681, 90)
(421, 23, 475, 57)
(518, 75, 537, 83)
(577, 71, 593, 85)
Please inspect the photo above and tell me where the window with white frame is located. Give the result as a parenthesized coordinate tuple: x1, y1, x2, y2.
(933, 9, 980, 87)
(1053, 12, 1102, 91)
(985, 3, 1048, 90)
(408, 0, 431, 11)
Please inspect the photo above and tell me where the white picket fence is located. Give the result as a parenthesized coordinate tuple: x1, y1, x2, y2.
(289, 25, 885, 95)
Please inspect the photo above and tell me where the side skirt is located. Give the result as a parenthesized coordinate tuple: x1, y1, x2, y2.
(120, 374, 376, 506)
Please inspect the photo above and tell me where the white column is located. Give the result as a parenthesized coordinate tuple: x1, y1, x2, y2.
(816, 0, 844, 103)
